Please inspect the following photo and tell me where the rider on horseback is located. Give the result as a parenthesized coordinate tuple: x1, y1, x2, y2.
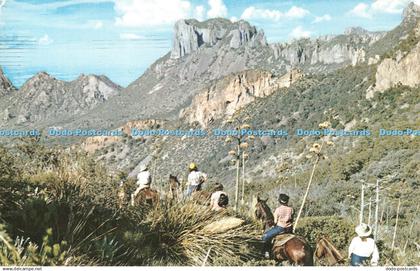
(186, 163, 207, 196)
(210, 183, 229, 211)
(262, 193, 294, 257)
(132, 164, 152, 201)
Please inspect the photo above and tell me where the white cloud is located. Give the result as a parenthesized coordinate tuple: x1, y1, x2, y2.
(371, 0, 419, 13)
(241, 5, 310, 22)
(290, 26, 311, 39)
(230, 16, 238, 22)
(115, 0, 192, 27)
(207, 0, 228, 18)
(348, 0, 420, 18)
(194, 5, 205, 21)
(38, 34, 53, 45)
(285, 6, 310, 18)
(349, 3, 372, 18)
(312, 14, 332, 24)
(119, 33, 145, 40)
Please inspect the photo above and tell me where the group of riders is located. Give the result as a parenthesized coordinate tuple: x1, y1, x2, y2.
(127, 162, 380, 266)
(130, 162, 228, 211)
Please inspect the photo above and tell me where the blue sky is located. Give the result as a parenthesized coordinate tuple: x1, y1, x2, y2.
(0, 0, 417, 88)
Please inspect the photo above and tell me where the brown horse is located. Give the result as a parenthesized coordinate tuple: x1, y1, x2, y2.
(191, 182, 223, 205)
(191, 181, 211, 204)
(314, 237, 345, 266)
(117, 178, 135, 208)
(255, 197, 342, 266)
(168, 174, 180, 201)
(132, 187, 159, 207)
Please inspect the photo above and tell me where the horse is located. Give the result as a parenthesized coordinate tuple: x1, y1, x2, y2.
(132, 187, 159, 207)
(255, 197, 343, 266)
(191, 182, 224, 205)
(191, 181, 212, 204)
(117, 178, 135, 208)
(314, 237, 345, 266)
(168, 174, 180, 201)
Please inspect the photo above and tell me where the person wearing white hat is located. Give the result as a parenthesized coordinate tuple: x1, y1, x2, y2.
(131, 164, 152, 204)
(348, 223, 380, 266)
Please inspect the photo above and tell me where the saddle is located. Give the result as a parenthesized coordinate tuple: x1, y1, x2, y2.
(272, 233, 296, 249)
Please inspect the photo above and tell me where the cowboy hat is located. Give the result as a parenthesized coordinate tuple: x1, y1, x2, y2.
(138, 164, 148, 172)
(355, 223, 372, 237)
(278, 193, 289, 204)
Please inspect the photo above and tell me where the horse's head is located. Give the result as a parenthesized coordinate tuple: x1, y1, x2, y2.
(315, 237, 344, 266)
(210, 182, 224, 193)
(254, 196, 266, 220)
(169, 174, 180, 185)
(255, 196, 274, 228)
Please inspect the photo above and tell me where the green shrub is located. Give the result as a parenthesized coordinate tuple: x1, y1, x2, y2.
(295, 216, 354, 251)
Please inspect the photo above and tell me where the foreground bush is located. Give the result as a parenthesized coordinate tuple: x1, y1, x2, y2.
(295, 216, 354, 250)
(140, 201, 261, 266)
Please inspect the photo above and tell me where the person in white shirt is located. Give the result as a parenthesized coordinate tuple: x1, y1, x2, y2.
(131, 164, 152, 204)
(186, 163, 207, 196)
(210, 183, 228, 211)
(348, 223, 380, 266)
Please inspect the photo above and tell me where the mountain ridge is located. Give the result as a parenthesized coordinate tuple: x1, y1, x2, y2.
(0, 2, 419, 130)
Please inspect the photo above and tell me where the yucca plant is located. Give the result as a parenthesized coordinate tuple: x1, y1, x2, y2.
(143, 202, 261, 266)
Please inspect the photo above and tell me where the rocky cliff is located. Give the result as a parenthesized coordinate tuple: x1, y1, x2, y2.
(370, 42, 420, 98)
(170, 18, 266, 59)
(180, 69, 302, 127)
(270, 28, 384, 68)
(367, 5, 420, 98)
(0, 67, 16, 97)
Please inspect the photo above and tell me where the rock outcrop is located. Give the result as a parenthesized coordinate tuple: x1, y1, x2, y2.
(81, 119, 163, 153)
(170, 19, 266, 59)
(367, 8, 420, 99)
(270, 28, 384, 68)
(368, 41, 420, 98)
(0, 67, 16, 97)
(403, 2, 420, 23)
(180, 69, 303, 127)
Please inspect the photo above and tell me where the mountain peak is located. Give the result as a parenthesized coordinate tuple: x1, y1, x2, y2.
(73, 74, 123, 99)
(344, 27, 370, 35)
(30, 71, 55, 82)
(0, 66, 17, 96)
(403, 2, 420, 20)
(170, 18, 266, 59)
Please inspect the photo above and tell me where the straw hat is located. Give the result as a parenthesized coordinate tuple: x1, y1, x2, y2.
(355, 223, 372, 237)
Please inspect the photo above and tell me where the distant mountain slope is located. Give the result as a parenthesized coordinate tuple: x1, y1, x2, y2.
(0, 73, 122, 127)
(1, 3, 418, 133)
(86, 4, 420, 201)
(42, 17, 388, 130)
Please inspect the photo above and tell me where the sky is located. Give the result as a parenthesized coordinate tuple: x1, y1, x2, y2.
(0, 0, 418, 88)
